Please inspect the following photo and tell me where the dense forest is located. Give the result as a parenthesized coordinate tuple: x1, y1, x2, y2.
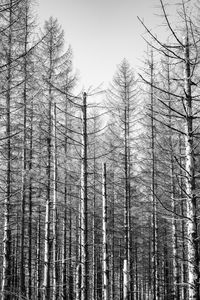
(0, 0, 200, 299)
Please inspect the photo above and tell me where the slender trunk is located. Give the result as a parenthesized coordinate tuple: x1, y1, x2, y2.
(62, 217, 67, 299)
(75, 210, 80, 300)
(43, 23, 55, 299)
(184, 35, 199, 300)
(36, 119, 43, 299)
(178, 134, 187, 300)
(119, 239, 123, 300)
(43, 87, 52, 300)
(148, 218, 152, 299)
(20, 1, 30, 297)
(68, 107, 74, 300)
(96, 248, 102, 300)
(2, 90, 12, 300)
(128, 159, 134, 300)
(110, 170, 115, 300)
(163, 226, 171, 299)
(135, 238, 139, 300)
(36, 206, 41, 300)
(167, 60, 179, 299)
(92, 200, 96, 300)
(171, 160, 179, 299)
(80, 92, 88, 300)
(1, 2, 13, 298)
(12, 218, 18, 295)
(52, 102, 58, 300)
(150, 51, 158, 300)
(69, 188, 74, 299)
(76, 264, 81, 300)
(92, 161, 96, 300)
(43, 148, 51, 299)
(62, 95, 68, 299)
(28, 100, 33, 299)
(102, 163, 109, 300)
(124, 83, 130, 300)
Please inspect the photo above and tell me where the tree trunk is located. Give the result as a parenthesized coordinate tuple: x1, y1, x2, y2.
(102, 163, 109, 300)
(110, 170, 115, 300)
(150, 51, 158, 300)
(179, 134, 187, 300)
(69, 187, 74, 299)
(28, 99, 33, 300)
(52, 102, 58, 300)
(92, 153, 97, 300)
(76, 264, 81, 300)
(124, 81, 131, 300)
(184, 35, 199, 300)
(36, 206, 41, 300)
(20, 1, 30, 297)
(1, 2, 13, 298)
(80, 92, 89, 300)
(167, 59, 179, 299)
(42, 83, 52, 300)
(119, 239, 123, 300)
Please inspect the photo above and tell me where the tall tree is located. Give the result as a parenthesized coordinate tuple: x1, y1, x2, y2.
(39, 16, 66, 300)
(138, 0, 200, 298)
(107, 59, 137, 300)
(0, 1, 27, 298)
(19, 1, 36, 297)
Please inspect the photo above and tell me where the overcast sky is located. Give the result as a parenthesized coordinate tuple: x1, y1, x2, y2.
(37, 0, 176, 89)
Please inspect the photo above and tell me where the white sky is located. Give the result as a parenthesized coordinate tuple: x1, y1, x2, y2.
(37, 0, 177, 89)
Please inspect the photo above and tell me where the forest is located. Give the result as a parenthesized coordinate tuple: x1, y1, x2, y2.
(0, 0, 200, 299)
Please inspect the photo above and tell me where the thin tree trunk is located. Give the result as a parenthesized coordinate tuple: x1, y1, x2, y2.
(20, 0, 30, 296)
(80, 92, 89, 300)
(12, 216, 18, 295)
(183, 35, 199, 300)
(1, 2, 13, 298)
(42, 84, 52, 300)
(76, 264, 81, 300)
(52, 102, 58, 300)
(62, 94, 69, 299)
(171, 159, 179, 299)
(69, 187, 74, 300)
(150, 51, 158, 300)
(62, 216, 67, 299)
(28, 99, 33, 299)
(163, 225, 171, 299)
(75, 209, 81, 300)
(92, 134, 97, 300)
(177, 134, 187, 300)
(36, 206, 41, 300)
(92, 181, 96, 300)
(123, 82, 130, 300)
(148, 218, 152, 299)
(102, 163, 109, 300)
(110, 170, 115, 300)
(119, 239, 123, 300)
(135, 238, 139, 300)
(96, 248, 102, 300)
(167, 59, 179, 299)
